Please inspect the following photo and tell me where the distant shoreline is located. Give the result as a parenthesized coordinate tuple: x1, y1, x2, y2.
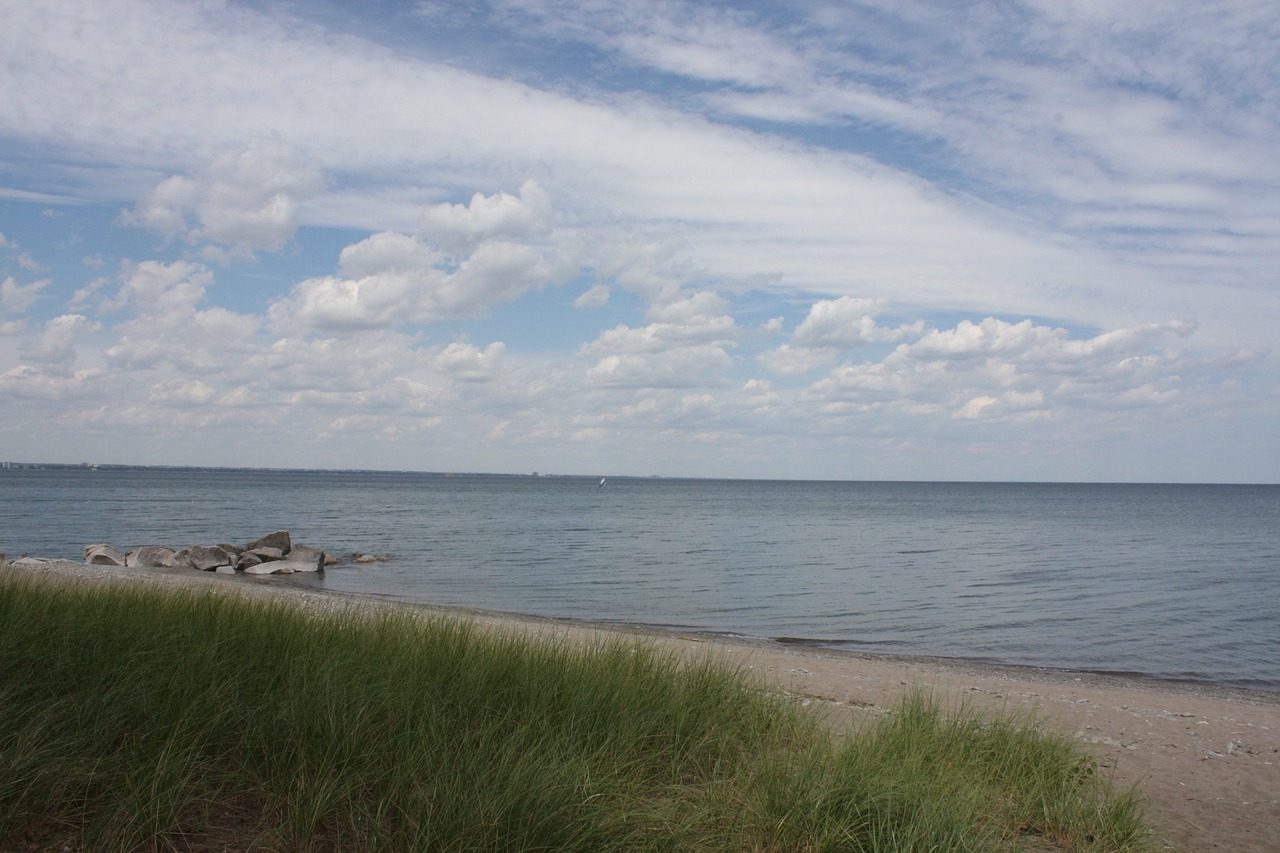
(3, 463, 1276, 486)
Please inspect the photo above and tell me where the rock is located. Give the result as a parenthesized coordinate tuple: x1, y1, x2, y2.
(52, 533, 339, 580)
(245, 531, 291, 554)
(323, 552, 339, 566)
(85, 544, 126, 566)
(10, 556, 48, 567)
(289, 544, 325, 572)
(353, 553, 388, 563)
(174, 545, 233, 571)
(235, 552, 263, 570)
(126, 546, 177, 568)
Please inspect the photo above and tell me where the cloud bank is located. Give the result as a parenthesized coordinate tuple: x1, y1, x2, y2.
(0, 0, 1275, 481)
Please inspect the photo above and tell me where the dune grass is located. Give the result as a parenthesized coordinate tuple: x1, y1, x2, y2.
(0, 571, 1149, 851)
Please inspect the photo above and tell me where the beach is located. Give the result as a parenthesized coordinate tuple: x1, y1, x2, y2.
(4, 557, 1277, 852)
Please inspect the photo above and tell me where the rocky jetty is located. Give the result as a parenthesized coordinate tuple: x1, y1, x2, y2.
(82, 530, 328, 575)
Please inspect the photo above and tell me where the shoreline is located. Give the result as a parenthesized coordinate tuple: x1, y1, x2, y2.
(4, 558, 1278, 851)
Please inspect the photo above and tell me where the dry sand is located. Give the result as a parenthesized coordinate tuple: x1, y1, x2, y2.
(4, 558, 1277, 852)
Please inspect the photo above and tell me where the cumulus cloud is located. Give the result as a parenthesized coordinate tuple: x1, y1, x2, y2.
(124, 175, 197, 239)
(418, 180, 553, 255)
(272, 235, 552, 332)
(803, 316, 1204, 424)
(758, 296, 925, 376)
(100, 260, 262, 373)
(19, 314, 99, 372)
(789, 297, 921, 349)
(123, 138, 323, 253)
(580, 288, 739, 387)
(586, 343, 733, 388)
(431, 340, 506, 382)
(645, 290, 729, 324)
(273, 183, 558, 332)
(100, 260, 212, 317)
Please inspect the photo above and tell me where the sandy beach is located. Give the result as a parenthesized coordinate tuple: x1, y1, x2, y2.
(3, 558, 1277, 852)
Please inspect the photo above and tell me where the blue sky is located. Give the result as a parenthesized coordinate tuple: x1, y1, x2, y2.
(1, 0, 1276, 482)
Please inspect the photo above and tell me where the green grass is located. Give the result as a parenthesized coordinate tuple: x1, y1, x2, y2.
(0, 572, 1150, 851)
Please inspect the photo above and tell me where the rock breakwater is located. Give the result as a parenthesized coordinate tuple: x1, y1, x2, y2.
(82, 530, 327, 575)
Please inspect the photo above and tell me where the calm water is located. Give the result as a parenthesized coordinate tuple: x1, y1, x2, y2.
(2, 469, 1277, 691)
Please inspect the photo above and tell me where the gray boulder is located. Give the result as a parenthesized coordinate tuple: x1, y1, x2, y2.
(126, 546, 177, 568)
(174, 545, 233, 571)
(246, 546, 284, 562)
(245, 531, 291, 554)
(234, 551, 263, 570)
(241, 562, 283, 574)
(288, 544, 325, 572)
(85, 544, 126, 566)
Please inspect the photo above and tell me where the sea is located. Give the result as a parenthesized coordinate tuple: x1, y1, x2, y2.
(2, 468, 1277, 692)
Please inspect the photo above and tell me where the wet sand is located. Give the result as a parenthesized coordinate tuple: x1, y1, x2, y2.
(4, 558, 1277, 852)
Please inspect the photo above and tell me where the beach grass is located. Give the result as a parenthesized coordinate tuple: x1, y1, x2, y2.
(0, 572, 1149, 851)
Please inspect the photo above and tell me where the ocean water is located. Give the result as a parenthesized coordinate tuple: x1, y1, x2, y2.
(2, 469, 1277, 691)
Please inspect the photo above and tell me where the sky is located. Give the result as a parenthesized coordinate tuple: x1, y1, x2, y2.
(1, 0, 1277, 482)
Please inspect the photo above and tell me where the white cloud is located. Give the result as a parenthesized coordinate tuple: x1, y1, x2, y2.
(338, 231, 445, 278)
(431, 341, 506, 382)
(954, 395, 999, 420)
(0, 0, 1275, 480)
(574, 284, 610, 309)
(0, 277, 50, 314)
(100, 260, 262, 373)
(418, 180, 553, 255)
(19, 314, 99, 370)
(579, 289, 739, 388)
(15, 253, 45, 272)
(147, 377, 217, 407)
(585, 344, 733, 388)
(271, 182, 560, 332)
(272, 235, 552, 332)
(124, 175, 197, 239)
(123, 138, 323, 253)
(100, 260, 212, 317)
(802, 316, 1210, 427)
(758, 297, 925, 376)
(756, 344, 837, 377)
(790, 297, 922, 349)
